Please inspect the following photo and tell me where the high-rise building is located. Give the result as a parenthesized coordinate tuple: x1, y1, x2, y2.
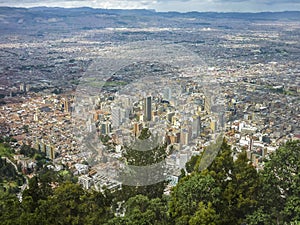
(39, 140, 46, 154)
(33, 110, 39, 122)
(204, 95, 211, 114)
(144, 96, 152, 122)
(192, 115, 201, 138)
(25, 84, 30, 92)
(20, 83, 25, 92)
(111, 106, 121, 128)
(120, 108, 129, 124)
(180, 129, 189, 145)
(45, 144, 55, 160)
(163, 87, 172, 101)
(210, 119, 217, 133)
(63, 99, 70, 113)
(167, 112, 175, 123)
(101, 122, 111, 135)
(133, 122, 143, 137)
(218, 112, 225, 131)
(105, 122, 111, 134)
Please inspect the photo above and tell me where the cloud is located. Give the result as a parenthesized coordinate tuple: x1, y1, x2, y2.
(154, 0, 300, 12)
(0, 0, 300, 12)
(0, 0, 157, 9)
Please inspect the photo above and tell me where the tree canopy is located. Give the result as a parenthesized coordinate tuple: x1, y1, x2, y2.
(0, 140, 299, 225)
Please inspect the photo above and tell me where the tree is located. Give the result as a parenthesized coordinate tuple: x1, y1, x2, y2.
(205, 139, 234, 190)
(23, 171, 54, 209)
(139, 128, 151, 140)
(249, 140, 300, 224)
(206, 140, 260, 224)
(0, 191, 22, 225)
(245, 207, 273, 225)
(189, 202, 218, 225)
(114, 181, 167, 206)
(118, 128, 168, 201)
(185, 155, 199, 173)
(170, 139, 260, 225)
(108, 194, 169, 225)
(22, 125, 29, 133)
(20, 144, 36, 158)
(220, 151, 260, 224)
(168, 173, 221, 224)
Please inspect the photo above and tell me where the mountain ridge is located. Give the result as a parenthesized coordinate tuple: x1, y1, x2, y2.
(1, 7, 299, 36)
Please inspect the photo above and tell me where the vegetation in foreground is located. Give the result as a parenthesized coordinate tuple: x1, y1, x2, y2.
(0, 140, 299, 225)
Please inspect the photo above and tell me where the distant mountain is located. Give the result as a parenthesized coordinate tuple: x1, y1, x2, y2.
(0, 7, 299, 35)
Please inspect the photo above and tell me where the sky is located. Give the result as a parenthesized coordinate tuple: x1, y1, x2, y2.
(0, 0, 300, 12)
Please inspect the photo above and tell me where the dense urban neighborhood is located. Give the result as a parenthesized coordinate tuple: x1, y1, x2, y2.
(0, 7, 299, 225)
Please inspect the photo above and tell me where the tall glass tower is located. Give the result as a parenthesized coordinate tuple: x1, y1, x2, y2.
(144, 96, 152, 122)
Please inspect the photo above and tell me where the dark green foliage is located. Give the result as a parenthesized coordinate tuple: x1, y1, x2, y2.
(247, 140, 300, 224)
(0, 182, 114, 225)
(22, 125, 29, 133)
(0, 157, 24, 194)
(19, 144, 47, 171)
(117, 181, 166, 202)
(138, 128, 151, 140)
(169, 139, 260, 225)
(100, 134, 110, 144)
(123, 128, 166, 167)
(216, 150, 260, 224)
(0, 191, 22, 224)
(107, 195, 170, 225)
(123, 144, 166, 166)
(185, 155, 199, 173)
(189, 202, 219, 225)
(0, 140, 299, 225)
(169, 173, 221, 224)
(117, 127, 168, 201)
(0, 142, 14, 157)
(19, 144, 32, 156)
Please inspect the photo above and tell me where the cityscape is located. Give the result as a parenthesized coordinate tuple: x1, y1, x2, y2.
(0, 5, 299, 225)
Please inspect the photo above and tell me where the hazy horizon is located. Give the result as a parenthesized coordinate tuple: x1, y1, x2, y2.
(1, 5, 300, 14)
(1, 0, 300, 13)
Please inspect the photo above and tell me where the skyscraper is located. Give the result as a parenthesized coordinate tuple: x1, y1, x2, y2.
(163, 87, 172, 101)
(192, 115, 201, 138)
(210, 119, 217, 133)
(63, 99, 70, 113)
(204, 95, 211, 114)
(144, 96, 152, 122)
(100, 121, 111, 135)
(111, 106, 121, 128)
